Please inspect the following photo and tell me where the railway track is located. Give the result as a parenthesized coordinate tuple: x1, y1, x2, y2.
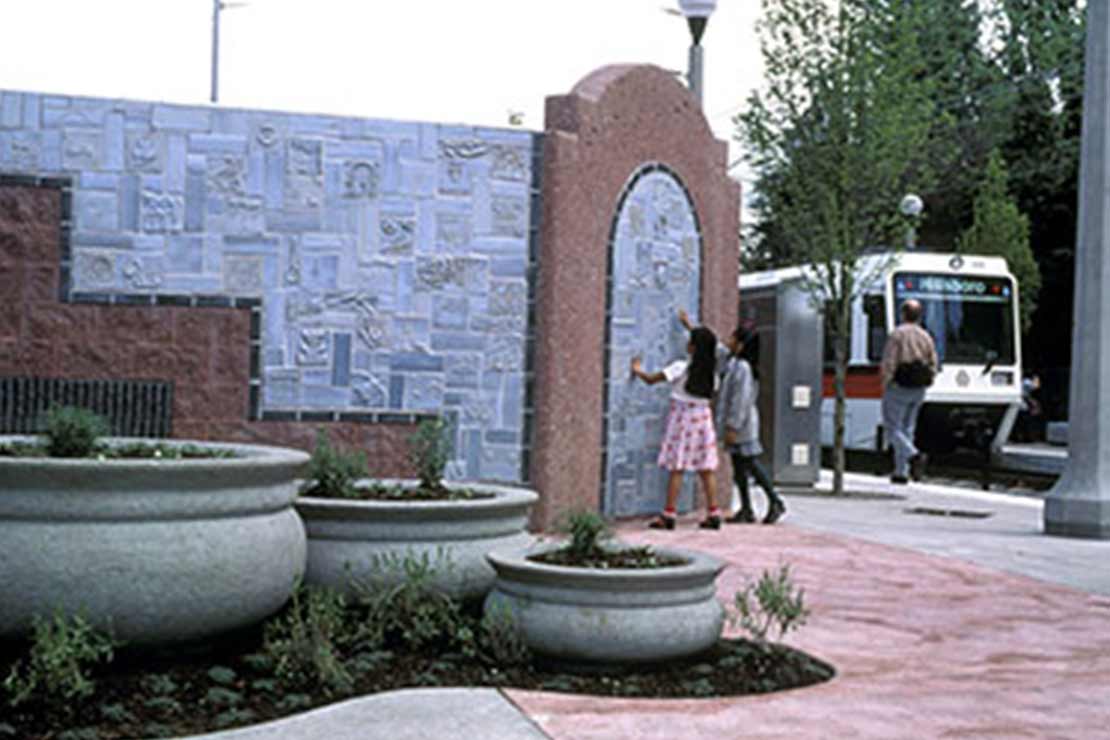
(828, 449, 1057, 497)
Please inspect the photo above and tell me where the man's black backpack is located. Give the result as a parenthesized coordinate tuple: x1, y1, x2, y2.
(894, 360, 935, 388)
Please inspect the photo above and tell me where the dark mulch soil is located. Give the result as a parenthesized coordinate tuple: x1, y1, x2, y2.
(530, 546, 687, 569)
(0, 622, 834, 740)
(0, 442, 236, 460)
(300, 482, 495, 501)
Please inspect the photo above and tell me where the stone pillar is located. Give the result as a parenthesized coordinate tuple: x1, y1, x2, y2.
(529, 65, 740, 529)
(1044, 0, 1110, 539)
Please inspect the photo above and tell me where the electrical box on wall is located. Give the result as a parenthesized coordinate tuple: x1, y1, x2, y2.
(739, 274, 823, 487)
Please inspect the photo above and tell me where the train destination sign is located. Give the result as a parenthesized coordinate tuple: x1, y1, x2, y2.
(893, 272, 1013, 303)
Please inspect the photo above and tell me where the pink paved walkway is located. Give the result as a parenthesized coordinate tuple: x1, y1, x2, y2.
(506, 519, 1110, 739)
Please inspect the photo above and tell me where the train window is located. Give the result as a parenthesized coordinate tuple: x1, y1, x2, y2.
(822, 301, 851, 367)
(865, 295, 887, 364)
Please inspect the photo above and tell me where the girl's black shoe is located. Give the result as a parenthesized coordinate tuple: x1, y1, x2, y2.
(727, 509, 756, 524)
(763, 500, 787, 525)
(698, 515, 721, 530)
(648, 515, 676, 530)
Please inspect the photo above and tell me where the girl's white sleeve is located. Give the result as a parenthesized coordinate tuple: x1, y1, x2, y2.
(662, 360, 687, 384)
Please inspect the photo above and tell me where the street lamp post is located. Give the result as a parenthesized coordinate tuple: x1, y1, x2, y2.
(1044, 0, 1110, 539)
(210, 0, 220, 103)
(678, 0, 718, 107)
(900, 193, 924, 250)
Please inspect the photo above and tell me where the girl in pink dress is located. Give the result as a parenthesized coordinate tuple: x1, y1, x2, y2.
(630, 325, 722, 530)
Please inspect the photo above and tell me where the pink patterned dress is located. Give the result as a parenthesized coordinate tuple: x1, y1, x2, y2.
(656, 360, 718, 472)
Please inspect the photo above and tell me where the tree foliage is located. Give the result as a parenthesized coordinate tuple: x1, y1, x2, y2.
(957, 150, 1041, 332)
(738, 0, 936, 492)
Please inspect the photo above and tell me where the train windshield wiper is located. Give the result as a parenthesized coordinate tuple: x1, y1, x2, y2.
(981, 349, 998, 375)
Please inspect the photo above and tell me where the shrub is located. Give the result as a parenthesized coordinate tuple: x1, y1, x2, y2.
(355, 551, 467, 654)
(557, 509, 609, 559)
(261, 584, 353, 695)
(731, 564, 810, 645)
(3, 612, 118, 709)
(42, 406, 109, 458)
(478, 602, 531, 668)
(302, 430, 367, 499)
(408, 418, 451, 491)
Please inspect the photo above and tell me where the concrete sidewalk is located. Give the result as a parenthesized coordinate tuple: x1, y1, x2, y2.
(190, 473, 1110, 739)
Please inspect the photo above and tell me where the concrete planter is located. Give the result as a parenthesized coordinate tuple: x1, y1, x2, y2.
(485, 543, 726, 664)
(0, 437, 308, 645)
(295, 481, 537, 601)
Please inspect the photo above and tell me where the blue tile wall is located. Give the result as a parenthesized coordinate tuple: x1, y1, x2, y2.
(0, 89, 535, 483)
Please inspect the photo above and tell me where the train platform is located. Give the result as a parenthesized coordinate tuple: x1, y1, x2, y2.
(190, 471, 1110, 739)
(997, 440, 1068, 476)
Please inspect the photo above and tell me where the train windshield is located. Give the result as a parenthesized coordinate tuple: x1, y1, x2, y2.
(892, 272, 1016, 365)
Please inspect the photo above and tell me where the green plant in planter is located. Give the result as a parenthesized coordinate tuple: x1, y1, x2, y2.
(3, 611, 119, 709)
(408, 418, 451, 491)
(731, 564, 810, 646)
(302, 430, 367, 499)
(557, 509, 609, 560)
(42, 405, 109, 458)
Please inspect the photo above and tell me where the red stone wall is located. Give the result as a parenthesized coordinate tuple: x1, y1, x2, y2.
(531, 65, 741, 528)
(0, 183, 417, 475)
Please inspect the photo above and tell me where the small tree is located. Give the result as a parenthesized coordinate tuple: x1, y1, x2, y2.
(957, 149, 1041, 333)
(740, 0, 936, 494)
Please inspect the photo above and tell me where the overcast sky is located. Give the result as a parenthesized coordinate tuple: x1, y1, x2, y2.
(1, 0, 762, 181)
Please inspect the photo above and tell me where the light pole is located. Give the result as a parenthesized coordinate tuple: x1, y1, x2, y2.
(900, 193, 924, 250)
(678, 0, 717, 108)
(210, 0, 247, 104)
(1044, 0, 1110, 539)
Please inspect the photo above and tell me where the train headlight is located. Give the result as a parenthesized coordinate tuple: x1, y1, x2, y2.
(990, 371, 1014, 386)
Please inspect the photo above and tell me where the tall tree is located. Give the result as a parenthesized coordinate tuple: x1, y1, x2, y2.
(739, 0, 936, 494)
(994, 0, 1084, 398)
(957, 149, 1040, 332)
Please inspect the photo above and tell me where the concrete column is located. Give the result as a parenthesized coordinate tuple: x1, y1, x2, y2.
(1044, 0, 1110, 538)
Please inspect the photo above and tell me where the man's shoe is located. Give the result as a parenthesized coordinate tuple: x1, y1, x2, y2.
(727, 509, 757, 524)
(698, 515, 722, 530)
(891, 474, 909, 485)
(910, 453, 928, 481)
(648, 515, 676, 530)
(763, 500, 787, 525)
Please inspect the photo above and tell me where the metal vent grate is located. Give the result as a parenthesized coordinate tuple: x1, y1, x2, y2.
(0, 377, 173, 438)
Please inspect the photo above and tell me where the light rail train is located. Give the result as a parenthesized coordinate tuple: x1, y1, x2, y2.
(740, 251, 1022, 455)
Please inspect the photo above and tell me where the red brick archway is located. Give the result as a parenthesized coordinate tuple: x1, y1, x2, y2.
(530, 65, 741, 527)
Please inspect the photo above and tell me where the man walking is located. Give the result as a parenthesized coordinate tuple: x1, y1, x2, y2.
(880, 299, 938, 484)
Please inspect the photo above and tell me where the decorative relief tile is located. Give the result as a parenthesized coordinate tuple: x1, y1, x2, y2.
(415, 255, 467, 291)
(287, 138, 322, 176)
(490, 145, 528, 181)
(140, 190, 184, 233)
(342, 160, 380, 200)
(207, 155, 247, 196)
(253, 120, 282, 149)
(435, 213, 470, 252)
(439, 159, 471, 195)
(63, 130, 100, 170)
(9, 132, 41, 170)
(351, 372, 388, 407)
(357, 312, 389, 350)
(127, 132, 162, 172)
(488, 281, 526, 317)
(485, 336, 523, 373)
(295, 328, 330, 366)
(380, 214, 415, 256)
(491, 196, 526, 238)
(438, 139, 490, 160)
(122, 257, 164, 290)
(74, 251, 117, 288)
(223, 254, 265, 295)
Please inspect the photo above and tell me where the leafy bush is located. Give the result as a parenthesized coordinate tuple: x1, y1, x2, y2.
(478, 602, 531, 668)
(355, 551, 468, 654)
(3, 612, 118, 708)
(731, 564, 810, 645)
(261, 584, 353, 695)
(408, 418, 451, 491)
(301, 430, 367, 499)
(42, 406, 109, 458)
(557, 509, 609, 559)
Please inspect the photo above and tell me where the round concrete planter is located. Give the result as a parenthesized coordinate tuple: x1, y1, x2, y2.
(0, 437, 308, 645)
(295, 481, 537, 601)
(485, 543, 726, 664)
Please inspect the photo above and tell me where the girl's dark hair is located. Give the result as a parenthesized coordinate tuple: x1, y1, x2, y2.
(733, 325, 761, 381)
(684, 326, 718, 399)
